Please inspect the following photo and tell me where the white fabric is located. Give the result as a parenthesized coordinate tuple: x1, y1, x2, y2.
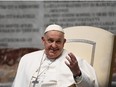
(12, 49, 99, 87)
(44, 24, 64, 34)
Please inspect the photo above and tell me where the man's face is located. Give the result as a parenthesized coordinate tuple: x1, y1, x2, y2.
(42, 31, 66, 59)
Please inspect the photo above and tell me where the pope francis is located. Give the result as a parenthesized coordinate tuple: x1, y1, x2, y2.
(12, 24, 99, 87)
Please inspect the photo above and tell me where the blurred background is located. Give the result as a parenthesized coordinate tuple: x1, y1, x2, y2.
(0, 1, 116, 87)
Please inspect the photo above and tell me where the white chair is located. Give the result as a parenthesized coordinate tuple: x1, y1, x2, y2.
(64, 26, 114, 87)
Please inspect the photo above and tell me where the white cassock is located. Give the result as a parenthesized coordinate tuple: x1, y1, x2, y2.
(12, 49, 99, 87)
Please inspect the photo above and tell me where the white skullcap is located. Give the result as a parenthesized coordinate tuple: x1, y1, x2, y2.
(44, 24, 64, 34)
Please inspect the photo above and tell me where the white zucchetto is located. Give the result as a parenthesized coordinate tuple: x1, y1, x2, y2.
(44, 24, 64, 34)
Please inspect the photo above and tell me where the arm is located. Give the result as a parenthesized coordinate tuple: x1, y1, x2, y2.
(12, 56, 27, 87)
(65, 53, 99, 87)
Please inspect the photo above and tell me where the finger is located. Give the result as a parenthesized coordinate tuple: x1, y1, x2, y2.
(66, 56, 72, 63)
(66, 56, 74, 67)
(65, 61, 70, 67)
(68, 53, 76, 62)
(65, 60, 73, 69)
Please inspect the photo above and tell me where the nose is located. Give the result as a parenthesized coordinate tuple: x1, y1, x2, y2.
(51, 42, 57, 48)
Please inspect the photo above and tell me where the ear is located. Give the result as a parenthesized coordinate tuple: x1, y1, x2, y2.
(64, 38, 66, 43)
(64, 39, 66, 44)
(41, 36, 45, 43)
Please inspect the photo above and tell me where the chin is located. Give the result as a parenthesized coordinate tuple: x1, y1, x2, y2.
(48, 55, 57, 59)
(48, 54, 59, 59)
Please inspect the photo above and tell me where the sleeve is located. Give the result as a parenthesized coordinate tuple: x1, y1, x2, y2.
(74, 58, 99, 87)
(12, 55, 28, 87)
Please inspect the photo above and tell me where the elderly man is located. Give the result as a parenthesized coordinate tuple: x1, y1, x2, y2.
(12, 24, 99, 87)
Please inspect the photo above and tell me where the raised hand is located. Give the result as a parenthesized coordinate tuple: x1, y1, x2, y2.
(65, 53, 81, 76)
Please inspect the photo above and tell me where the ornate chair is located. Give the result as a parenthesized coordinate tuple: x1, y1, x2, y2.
(64, 26, 114, 87)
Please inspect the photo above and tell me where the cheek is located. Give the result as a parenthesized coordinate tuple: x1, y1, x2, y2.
(58, 45, 64, 49)
(61, 43, 65, 47)
(45, 43, 51, 48)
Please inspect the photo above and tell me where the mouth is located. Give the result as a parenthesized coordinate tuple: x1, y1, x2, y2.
(50, 48, 59, 52)
(47, 48, 62, 58)
(49, 48, 59, 53)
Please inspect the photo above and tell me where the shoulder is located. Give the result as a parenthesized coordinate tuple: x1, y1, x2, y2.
(23, 49, 44, 57)
(20, 49, 44, 62)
